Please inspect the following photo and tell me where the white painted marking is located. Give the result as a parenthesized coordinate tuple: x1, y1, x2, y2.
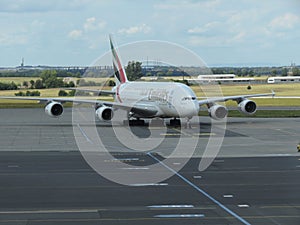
(238, 204, 250, 208)
(262, 154, 291, 157)
(131, 183, 168, 187)
(7, 165, 19, 168)
(223, 195, 234, 198)
(148, 205, 194, 208)
(121, 167, 149, 170)
(113, 158, 140, 161)
(214, 160, 225, 163)
(296, 165, 300, 168)
(154, 214, 204, 218)
(193, 175, 202, 179)
(148, 152, 251, 225)
(173, 162, 181, 165)
(160, 133, 181, 136)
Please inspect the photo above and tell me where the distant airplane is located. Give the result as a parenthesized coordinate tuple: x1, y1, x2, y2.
(0, 36, 275, 126)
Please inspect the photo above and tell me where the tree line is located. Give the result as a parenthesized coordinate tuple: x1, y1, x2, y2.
(0, 70, 75, 91)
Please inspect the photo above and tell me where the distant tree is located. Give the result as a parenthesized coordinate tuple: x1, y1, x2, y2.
(35, 79, 44, 89)
(26, 90, 40, 96)
(248, 70, 255, 77)
(125, 61, 143, 81)
(292, 67, 300, 76)
(282, 68, 288, 76)
(271, 69, 278, 76)
(15, 91, 25, 96)
(16, 90, 40, 96)
(58, 90, 68, 96)
(29, 80, 35, 89)
(9, 82, 18, 90)
(40, 70, 58, 83)
(23, 81, 29, 88)
(68, 81, 75, 87)
(68, 90, 76, 96)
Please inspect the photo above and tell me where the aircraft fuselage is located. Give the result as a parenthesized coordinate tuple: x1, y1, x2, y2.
(115, 82, 200, 119)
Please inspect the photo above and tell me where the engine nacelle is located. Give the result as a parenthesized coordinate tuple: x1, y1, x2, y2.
(208, 105, 228, 120)
(96, 106, 113, 121)
(45, 101, 63, 117)
(238, 100, 257, 115)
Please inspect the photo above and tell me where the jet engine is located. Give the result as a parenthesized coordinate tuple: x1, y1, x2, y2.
(96, 106, 113, 121)
(238, 99, 257, 115)
(208, 104, 228, 120)
(45, 101, 63, 117)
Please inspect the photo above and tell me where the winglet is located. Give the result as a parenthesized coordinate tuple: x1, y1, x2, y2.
(109, 35, 128, 84)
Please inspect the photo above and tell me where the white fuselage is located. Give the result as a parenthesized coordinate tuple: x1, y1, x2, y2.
(114, 82, 200, 119)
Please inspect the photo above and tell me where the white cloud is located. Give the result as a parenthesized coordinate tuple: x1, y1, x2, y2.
(188, 22, 221, 34)
(0, 0, 93, 13)
(269, 13, 300, 29)
(67, 17, 106, 41)
(68, 29, 83, 39)
(229, 31, 246, 43)
(0, 33, 28, 46)
(118, 24, 151, 35)
(155, 0, 220, 11)
(84, 17, 106, 31)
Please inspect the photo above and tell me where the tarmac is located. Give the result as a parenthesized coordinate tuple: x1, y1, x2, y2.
(0, 108, 299, 225)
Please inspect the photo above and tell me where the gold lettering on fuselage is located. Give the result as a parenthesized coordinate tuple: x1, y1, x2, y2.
(148, 89, 168, 103)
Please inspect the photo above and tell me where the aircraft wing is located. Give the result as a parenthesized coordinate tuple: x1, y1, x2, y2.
(198, 91, 275, 105)
(64, 88, 115, 95)
(0, 96, 158, 117)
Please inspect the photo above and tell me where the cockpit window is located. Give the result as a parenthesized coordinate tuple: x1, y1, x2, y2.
(182, 96, 196, 101)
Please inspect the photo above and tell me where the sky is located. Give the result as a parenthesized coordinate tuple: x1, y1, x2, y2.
(0, 0, 300, 67)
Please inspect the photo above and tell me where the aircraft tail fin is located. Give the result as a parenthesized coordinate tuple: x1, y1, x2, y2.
(109, 35, 128, 85)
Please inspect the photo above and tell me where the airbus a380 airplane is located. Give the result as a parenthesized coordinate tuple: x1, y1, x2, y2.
(0, 36, 274, 125)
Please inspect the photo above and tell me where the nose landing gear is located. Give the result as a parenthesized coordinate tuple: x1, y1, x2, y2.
(185, 118, 192, 129)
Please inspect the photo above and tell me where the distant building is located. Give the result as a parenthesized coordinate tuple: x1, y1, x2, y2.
(267, 76, 300, 84)
(187, 74, 254, 84)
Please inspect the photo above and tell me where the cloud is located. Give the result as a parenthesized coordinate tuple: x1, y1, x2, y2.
(0, 33, 28, 46)
(0, 0, 93, 13)
(229, 31, 246, 43)
(68, 29, 83, 39)
(67, 17, 106, 42)
(83, 17, 106, 31)
(188, 22, 221, 34)
(269, 13, 300, 29)
(118, 24, 151, 35)
(154, 0, 220, 11)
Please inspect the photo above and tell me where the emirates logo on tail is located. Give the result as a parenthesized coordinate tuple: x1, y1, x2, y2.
(110, 35, 128, 84)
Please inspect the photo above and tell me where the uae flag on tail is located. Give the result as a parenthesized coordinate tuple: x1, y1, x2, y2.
(110, 35, 128, 84)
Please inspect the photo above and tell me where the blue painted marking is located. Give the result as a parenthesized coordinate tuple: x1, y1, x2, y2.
(147, 152, 252, 225)
(77, 124, 93, 144)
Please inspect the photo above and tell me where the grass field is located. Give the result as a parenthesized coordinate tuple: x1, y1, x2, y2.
(191, 83, 300, 97)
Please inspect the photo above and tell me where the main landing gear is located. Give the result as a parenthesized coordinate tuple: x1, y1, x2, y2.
(169, 118, 181, 127)
(169, 118, 192, 129)
(123, 118, 146, 126)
